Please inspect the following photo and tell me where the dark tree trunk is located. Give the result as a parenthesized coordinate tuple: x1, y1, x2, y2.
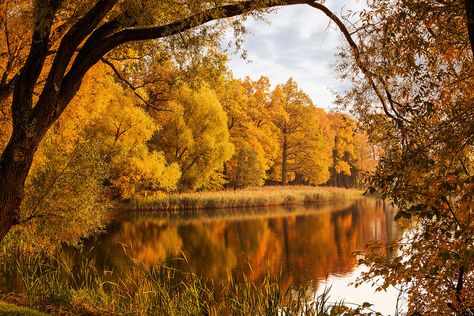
(281, 131, 288, 185)
(466, 0, 474, 56)
(0, 129, 39, 240)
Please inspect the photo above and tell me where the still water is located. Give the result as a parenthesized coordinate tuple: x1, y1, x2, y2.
(74, 198, 401, 314)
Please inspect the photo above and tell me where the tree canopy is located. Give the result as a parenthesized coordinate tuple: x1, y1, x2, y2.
(337, 0, 474, 313)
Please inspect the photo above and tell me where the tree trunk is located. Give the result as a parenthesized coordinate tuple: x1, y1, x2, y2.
(0, 130, 37, 240)
(281, 131, 287, 185)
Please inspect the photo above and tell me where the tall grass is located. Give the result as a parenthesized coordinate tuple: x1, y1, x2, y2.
(0, 255, 378, 316)
(131, 186, 362, 211)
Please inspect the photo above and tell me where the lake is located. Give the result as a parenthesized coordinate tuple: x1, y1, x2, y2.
(66, 197, 401, 315)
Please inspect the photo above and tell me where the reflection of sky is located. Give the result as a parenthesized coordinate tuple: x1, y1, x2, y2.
(317, 265, 406, 316)
(223, 0, 367, 110)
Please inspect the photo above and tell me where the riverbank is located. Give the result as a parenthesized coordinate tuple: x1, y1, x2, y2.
(0, 301, 49, 315)
(130, 186, 363, 211)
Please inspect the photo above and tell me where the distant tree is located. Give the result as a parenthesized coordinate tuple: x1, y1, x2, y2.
(218, 76, 278, 188)
(229, 145, 267, 188)
(150, 85, 234, 191)
(270, 78, 314, 185)
(351, 132, 378, 188)
(291, 107, 333, 185)
(327, 113, 356, 188)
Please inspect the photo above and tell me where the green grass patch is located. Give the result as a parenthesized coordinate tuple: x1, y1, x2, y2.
(0, 301, 50, 316)
(131, 186, 363, 211)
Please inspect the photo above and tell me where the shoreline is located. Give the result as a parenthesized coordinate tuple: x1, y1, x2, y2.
(124, 186, 364, 212)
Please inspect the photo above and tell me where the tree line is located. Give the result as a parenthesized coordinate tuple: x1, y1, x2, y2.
(1, 52, 377, 199)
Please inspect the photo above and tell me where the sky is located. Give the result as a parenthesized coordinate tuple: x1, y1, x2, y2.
(223, 0, 367, 110)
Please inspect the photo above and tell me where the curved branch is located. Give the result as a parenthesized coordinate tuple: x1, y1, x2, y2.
(56, 0, 312, 114)
(100, 57, 173, 112)
(308, 2, 402, 123)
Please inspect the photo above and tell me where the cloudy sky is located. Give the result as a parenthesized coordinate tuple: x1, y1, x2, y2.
(223, 1, 367, 110)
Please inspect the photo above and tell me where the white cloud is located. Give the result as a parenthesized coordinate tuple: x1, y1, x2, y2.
(224, 1, 367, 110)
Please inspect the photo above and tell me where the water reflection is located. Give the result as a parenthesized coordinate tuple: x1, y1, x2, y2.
(72, 198, 399, 292)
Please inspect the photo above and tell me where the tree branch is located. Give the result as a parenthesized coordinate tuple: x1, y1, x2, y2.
(35, 0, 118, 122)
(465, 0, 474, 57)
(308, 2, 403, 124)
(59, 0, 313, 110)
(11, 0, 61, 128)
(100, 57, 174, 113)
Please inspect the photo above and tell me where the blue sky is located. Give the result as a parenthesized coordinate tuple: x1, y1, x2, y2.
(224, 1, 367, 110)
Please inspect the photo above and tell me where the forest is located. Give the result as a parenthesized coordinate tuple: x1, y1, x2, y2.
(0, 0, 473, 315)
(0, 46, 377, 252)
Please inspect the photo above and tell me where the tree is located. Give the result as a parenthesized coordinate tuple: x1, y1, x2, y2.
(271, 78, 315, 185)
(0, 0, 370, 242)
(0, 64, 182, 254)
(351, 132, 378, 188)
(217, 76, 278, 188)
(84, 70, 181, 199)
(327, 113, 356, 188)
(149, 85, 234, 191)
(290, 107, 333, 185)
(338, 0, 474, 313)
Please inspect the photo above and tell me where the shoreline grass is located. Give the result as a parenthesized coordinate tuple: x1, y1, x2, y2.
(129, 186, 363, 211)
(0, 255, 376, 316)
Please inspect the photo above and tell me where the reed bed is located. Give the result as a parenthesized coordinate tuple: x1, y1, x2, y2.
(0, 255, 377, 316)
(131, 186, 363, 211)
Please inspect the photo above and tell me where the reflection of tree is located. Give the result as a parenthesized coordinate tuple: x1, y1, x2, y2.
(69, 199, 399, 292)
(174, 222, 237, 280)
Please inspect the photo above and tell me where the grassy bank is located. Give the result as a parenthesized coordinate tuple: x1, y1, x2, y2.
(0, 256, 376, 316)
(131, 186, 363, 211)
(0, 301, 50, 315)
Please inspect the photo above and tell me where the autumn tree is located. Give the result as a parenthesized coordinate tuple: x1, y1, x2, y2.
(327, 113, 356, 187)
(351, 132, 378, 188)
(149, 85, 234, 191)
(271, 78, 327, 185)
(0, 65, 183, 254)
(218, 76, 278, 188)
(85, 69, 181, 199)
(338, 0, 474, 313)
(290, 107, 333, 185)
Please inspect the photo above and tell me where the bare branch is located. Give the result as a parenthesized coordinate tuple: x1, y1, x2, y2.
(100, 57, 174, 113)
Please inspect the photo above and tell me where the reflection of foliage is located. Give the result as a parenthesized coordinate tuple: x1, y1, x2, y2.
(66, 199, 398, 298)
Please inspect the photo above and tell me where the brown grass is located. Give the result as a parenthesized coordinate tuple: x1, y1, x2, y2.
(130, 186, 363, 211)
